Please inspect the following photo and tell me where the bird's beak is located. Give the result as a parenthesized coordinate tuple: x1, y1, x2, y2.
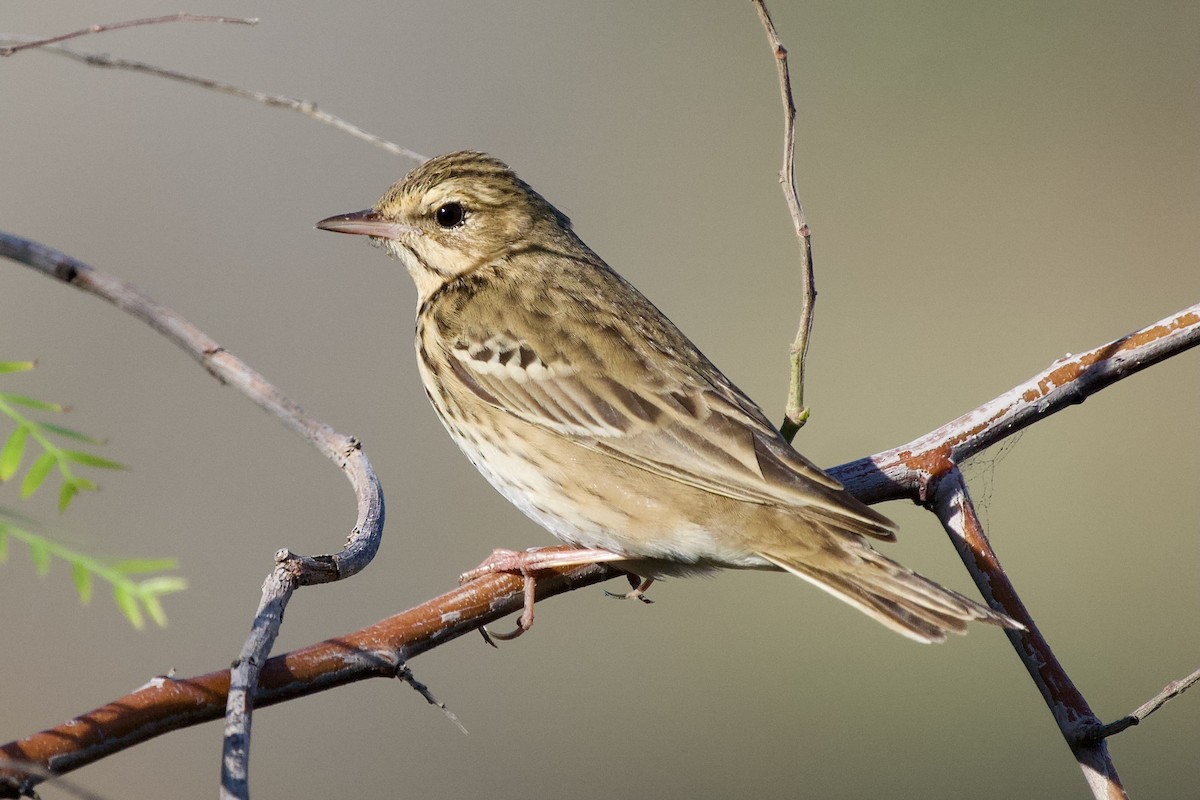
(315, 209, 414, 239)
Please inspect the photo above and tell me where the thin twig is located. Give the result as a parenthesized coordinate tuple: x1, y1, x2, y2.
(0, 37, 426, 163)
(0, 13, 257, 57)
(753, 0, 815, 441)
(398, 666, 469, 735)
(1087, 667, 1200, 741)
(0, 233, 386, 800)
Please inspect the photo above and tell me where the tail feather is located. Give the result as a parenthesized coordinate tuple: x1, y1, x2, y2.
(756, 534, 1022, 644)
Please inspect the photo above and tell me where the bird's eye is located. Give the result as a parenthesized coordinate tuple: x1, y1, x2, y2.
(435, 202, 465, 228)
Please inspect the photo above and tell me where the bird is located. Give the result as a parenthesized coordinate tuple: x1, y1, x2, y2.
(316, 150, 1019, 643)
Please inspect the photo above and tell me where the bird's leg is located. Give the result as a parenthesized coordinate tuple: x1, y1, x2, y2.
(605, 575, 656, 604)
(482, 573, 538, 642)
(460, 547, 629, 643)
(459, 546, 628, 583)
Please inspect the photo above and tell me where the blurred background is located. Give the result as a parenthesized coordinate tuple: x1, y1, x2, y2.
(2, 2, 1197, 797)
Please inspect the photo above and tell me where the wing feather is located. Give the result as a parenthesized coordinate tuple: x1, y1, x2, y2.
(439, 320, 894, 539)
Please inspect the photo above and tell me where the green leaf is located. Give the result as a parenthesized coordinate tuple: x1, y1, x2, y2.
(113, 558, 180, 575)
(113, 584, 145, 630)
(0, 425, 29, 481)
(20, 452, 56, 498)
(141, 594, 168, 627)
(57, 481, 79, 513)
(27, 537, 51, 575)
(0, 393, 64, 412)
(0, 361, 36, 374)
(72, 561, 94, 604)
(0, 528, 8, 563)
(61, 450, 126, 470)
(39, 423, 104, 444)
(137, 576, 189, 595)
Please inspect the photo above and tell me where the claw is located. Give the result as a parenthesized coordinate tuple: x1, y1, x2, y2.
(482, 621, 527, 642)
(477, 571, 537, 644)
(604, 576, 655, 604)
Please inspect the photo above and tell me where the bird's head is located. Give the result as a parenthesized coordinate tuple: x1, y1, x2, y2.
(317, 151, 573, 299)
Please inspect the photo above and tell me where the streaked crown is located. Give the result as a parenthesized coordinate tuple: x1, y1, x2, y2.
(342, 152, 578, 299)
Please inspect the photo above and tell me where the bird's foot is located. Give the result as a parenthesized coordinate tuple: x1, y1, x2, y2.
(460, 546, 628, 643)
(459, 546, 627, 584)
(604, 575, 656, 604)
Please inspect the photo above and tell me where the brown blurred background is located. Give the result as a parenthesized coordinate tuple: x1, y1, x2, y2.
(2, 2, 1197, 797)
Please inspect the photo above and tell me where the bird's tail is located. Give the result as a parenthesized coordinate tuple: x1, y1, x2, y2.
(755, 531, 1023, 644)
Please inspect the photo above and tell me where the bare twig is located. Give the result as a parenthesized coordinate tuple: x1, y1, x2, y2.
(0, 12, 257, 57)
(752, 0, 815, 441)
(398, 666, 469, 735)
(0, 233, 386, 800)
(931, 469, 1127, 799)
(1088, 667, 1200, 741)
(0, 38, 426, 163)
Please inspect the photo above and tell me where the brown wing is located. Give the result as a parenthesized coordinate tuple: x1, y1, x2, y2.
(433, 265, 895, 540)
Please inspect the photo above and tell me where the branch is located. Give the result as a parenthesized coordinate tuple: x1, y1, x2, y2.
(749, 5, 1196, 789)
(831, 303, 1200, 504)
(2, 299, 1195, 795)
(752, 0, 815, 441)
(819, 305, 1200, 798)
(2, 15, 422, 795)
(0, 233, 385, 800)
(4, 11, 1197, 797)
(0, 37, 425, 163)
(817, 304, 1200, 800)
(0, 12, 256, 57)
(1087, 667, 1200, 741)
(930, 469, 1126, 799)
(0, 559, 620, 796)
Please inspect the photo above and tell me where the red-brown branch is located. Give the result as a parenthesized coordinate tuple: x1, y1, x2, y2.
(931, 470, 1125, 799)
(0, 563, 617, 797)
(831, 303, 1200, 504)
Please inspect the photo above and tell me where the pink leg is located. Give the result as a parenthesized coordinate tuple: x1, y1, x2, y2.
(459, 547, 629, 584)
(460, 547, 630, 642)
(482, 574, 538, 642)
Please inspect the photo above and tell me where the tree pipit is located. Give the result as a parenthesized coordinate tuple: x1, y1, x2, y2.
(318, 151, 1019, 642)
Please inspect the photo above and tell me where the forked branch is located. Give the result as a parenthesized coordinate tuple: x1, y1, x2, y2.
(0, 233, 385, 800)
